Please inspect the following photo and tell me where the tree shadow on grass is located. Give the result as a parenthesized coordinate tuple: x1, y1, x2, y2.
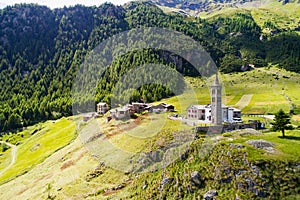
(278, 136, 300, 141)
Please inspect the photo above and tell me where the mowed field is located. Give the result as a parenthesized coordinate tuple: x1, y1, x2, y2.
(222, 67, 295, 114)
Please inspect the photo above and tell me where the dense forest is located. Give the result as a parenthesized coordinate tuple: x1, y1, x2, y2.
(0, 2, 299, 131)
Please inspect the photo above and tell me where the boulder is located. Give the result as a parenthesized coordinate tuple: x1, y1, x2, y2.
(204, 190, 218, 200)
(161, 177, 172, 186)
(239, 129, 261, 136)
(246, 139, 275, 153)
(190, 171, 202, 186)
(142, 184, 147, 190)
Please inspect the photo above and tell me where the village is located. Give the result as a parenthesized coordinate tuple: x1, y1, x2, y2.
(83, 74, 264, 132)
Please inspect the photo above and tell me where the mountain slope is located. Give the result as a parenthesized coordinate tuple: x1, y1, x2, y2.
(152, 0, 300, 16)
(153, 0, 255, 14)
(0, 2, 299, 132)
(0, 99, 299, 199)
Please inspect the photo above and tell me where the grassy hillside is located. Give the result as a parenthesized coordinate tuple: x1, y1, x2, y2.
(0, 118, 76, 184)
(0, 66, 299, 199)
(155, 66, 300, 115)
(1, 117, 297, 199)
(125, 130, 300, 200)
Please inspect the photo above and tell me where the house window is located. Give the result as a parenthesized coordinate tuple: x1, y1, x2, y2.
(212, 97, 215, 102)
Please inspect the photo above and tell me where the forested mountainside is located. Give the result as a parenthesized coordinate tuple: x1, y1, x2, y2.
(0, 1, 299, 131)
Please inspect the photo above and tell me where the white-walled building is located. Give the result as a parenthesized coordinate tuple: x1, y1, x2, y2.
(187, 105, 211, 122)
(97, 102, 109, 114)
(187, 104, 241, 123)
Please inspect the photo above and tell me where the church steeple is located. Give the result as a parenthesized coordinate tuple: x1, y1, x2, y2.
(213, 73, 220, 86)
(210, 74, 222, 125)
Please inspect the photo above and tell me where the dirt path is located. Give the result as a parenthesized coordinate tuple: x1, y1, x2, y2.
(235, 94, 253, 110)
(0, 141, 17, 176)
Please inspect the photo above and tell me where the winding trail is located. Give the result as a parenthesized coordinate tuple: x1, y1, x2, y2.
(0, 141, 17, 176)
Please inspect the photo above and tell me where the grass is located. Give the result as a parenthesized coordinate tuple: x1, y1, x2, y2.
(0, 65, 300, 198)
(197, 0, 300, 32)
(241, 115, 272, 126)
(108, 113, 187, 152)
(78, 111, 193, 173)
(0, 117, 76, 183)
(225, 130, 300, 161)
(223, 67, 300, 114)
(0, 148, 11, 172)
(234, 94, 253, 110)
(125, 127, 300, 199)
(292, 115, 300, 126)
(0, 123, 44, 145)
(154, 80, 210, 115)
(251, 5, 300, 33)
(156, 66, 300, 115)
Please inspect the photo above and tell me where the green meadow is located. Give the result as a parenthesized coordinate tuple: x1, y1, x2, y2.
(223, 130, 300, 161)
(0, 118, 76, 183)
(154, 66, 300, 115)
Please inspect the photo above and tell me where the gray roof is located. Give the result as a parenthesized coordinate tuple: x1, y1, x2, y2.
(188, 105, 210, 110)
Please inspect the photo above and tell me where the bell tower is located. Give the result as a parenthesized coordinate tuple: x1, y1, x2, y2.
(210, 74, 222, 125)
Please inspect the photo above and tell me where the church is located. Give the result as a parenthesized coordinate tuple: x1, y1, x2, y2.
(187, 74, 241, 124)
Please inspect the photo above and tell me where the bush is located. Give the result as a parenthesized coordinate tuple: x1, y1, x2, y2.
(1, 143, 10, 152)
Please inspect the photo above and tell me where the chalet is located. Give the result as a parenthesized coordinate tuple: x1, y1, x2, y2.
(110, 105, 133, 119)
(162, 103, 175, 112)
(149, 103, 175, 113)
(150, 104, 165, 113)
(130, 102, 148, 113)
(97, 102, 109, 114)
(83, 112, 97, 122)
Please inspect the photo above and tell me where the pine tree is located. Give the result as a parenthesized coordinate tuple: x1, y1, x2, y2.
(271, 109, 293, 138)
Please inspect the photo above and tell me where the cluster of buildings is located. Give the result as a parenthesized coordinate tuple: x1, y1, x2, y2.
(94, 74, 242, 125)
(96, 102, 174, 120)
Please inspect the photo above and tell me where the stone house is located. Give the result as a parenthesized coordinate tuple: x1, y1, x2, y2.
(110, 105, 133, 119)
(97, 102, 109, 114)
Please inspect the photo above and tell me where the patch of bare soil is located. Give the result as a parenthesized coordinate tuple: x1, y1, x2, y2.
(105, 114, 150, 139)
(60, 160, 75, 170)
